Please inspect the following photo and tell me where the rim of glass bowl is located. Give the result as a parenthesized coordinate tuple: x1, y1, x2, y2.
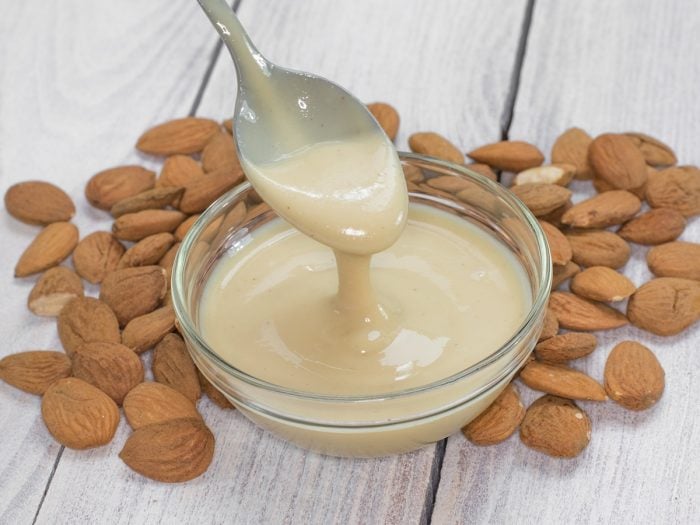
(172, 152, 552, 403)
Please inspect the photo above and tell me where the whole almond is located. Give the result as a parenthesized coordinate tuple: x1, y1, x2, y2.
(520, 395, 591, 458)
(119, 417, 214, 482)
(604, 341, 664, 410)
(551, 127, 593, 180)
(41, 377, 119, 449)
(462, 383, 525, 445)
(153, 333, 201, 402)
(123, 382, 201, 430)
(618, 208, 686, 245)
(538, 199, 572, 229)
(118, 232, 175, 269)
(647, 242, 700, 280)
(566, 230, 630, 269)
(174, 214, 200, 242)
(72, 342, 144, 405)
(57, 297, 121, 356)
(426, 175, 472, 194)
(538, 220, 572, 266)
(0, 351, 72, 394)
(513, 164, 575, 187)
(158, 242, 180, 285)
(121, 306, 175, 353)
(198, 370, 234, 409)
(15, 222, 79, 277)
(178, 167, 244, 214)
(570, 266, 636, 302)
(72, 231, 125, 284)
(136, 117, 220, 156)
(409, 132, 464, 164)
(467, 141, 543, 172)
(465, 163, 497, 182)
(592, 174, 647, 199)
(624, 132, 677, 167)
(100, 266, 167, 326)
(510, 183, 572, 216)
(627, 277, 700, 336)
(561, 190, 641, 229)
(538, 307, 559, 342)
(368, 102, 400, 141)
(85, 166, 155, 210)
(223, 118, 233, 134)
(157, 155, 204, 193)
(589, 134, 648, 191)
(110, 186, 183, 218)
(534, 333, 597, 363)
(552, 260, 581, 289)
(403, 165, 424, 183)
(4, 181, 75, 225)
(28, 266, 84, 316)
(202, 131, 240, 173)
(646, 167, 700, 216)
(549, 291, 628, 331)
(520, 361, 606, 401)
(112, 209, 186, 242)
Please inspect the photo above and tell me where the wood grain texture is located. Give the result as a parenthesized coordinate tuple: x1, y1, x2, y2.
(20, 0, 528, 523)
(0, 1, 220, 522)
(433, 1, 700, 523)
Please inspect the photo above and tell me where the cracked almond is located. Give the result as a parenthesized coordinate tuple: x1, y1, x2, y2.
(57, 297, 121, 356)
(604, 341, 664, 410)
(28, 266, 84, 316)
(627, 277, 700, 336)
(647, 242, 700, 281)
(520, 395, 591, 458)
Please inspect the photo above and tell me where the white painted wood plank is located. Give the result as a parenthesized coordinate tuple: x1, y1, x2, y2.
(28, 1, 528, 523)
(0, 1, 222, 522)
(433, 1, 700, 523)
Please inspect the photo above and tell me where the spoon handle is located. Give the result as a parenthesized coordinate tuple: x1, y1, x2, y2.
(197, 0, 270, 82)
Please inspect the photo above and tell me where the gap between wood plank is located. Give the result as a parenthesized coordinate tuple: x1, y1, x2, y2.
(500, 0, 536, 140)
(422, 439, 447, 525)
(29, 3, 243, 522)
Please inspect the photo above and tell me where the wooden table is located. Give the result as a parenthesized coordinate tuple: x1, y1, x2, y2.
(1, 1, 698, 523)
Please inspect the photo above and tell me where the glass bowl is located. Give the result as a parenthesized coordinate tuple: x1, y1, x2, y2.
(172, 152, 551, 458)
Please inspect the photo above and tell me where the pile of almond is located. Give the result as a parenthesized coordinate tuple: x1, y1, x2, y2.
(382, 109, 697, 458)
(1, 102, 697, 482)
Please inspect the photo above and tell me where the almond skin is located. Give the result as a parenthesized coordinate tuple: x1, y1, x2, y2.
(520, 395, 591, 458)
(123, 382, 201, 430)
(119, 417, 214, 482)
(121, 306, 175, 353)
(198, 370, 235, 409)
(570, 266, 636, 302)
(15, 222, 79, 277)
(520, 361, 607, 401)
(465, 163, 497, 182)
(589, 133, 648, 191)
(534, 333, 597, 363)
(618, 208, 686, 245)
(99, 266, 167, 326)
(72, 231, 125, 284)
(201, 132, 240, 173)
(647, 242, 700, 280)
(561, 190, 641, 229)
(158, 242, 180, 286)
(85, 166, 155, 210)
(552, 261, 581, 289)
(510, 183, 572, 216)
(4, 181, 75, 225)
(57, 297, 121, 356)
(118, 232, 175, 269)
(156, 155, 204, 190)
(462, 383, 525, 445)
(551, 127, 593, 180)
(153, 333, 201, 402)
(28, 267, 84, 316)
(538, 307, 559, 342)
(538, 199, 572, 229)
(178, 167, 244, 214)
(0, 351, 72, 394)
(110, 186, 183, 218)
(538, 220, 572, 266)
(409, 132, 464, 164)
(467, 141, 544, 172)
(627, 277, 700, 336)
(426, 175, 472, 194)
(604, 341, 664, 410)
(367, 102, 400, 141)
(41, 377, 119, 449)
(646, 167, 700, 217)
(136, 117, 221, 156)
(72, 342, 144, 405)
(624, 132, 677, 167)
(566, 230, 631, 269)
(549, 291, 628, 331)
(174, 214, 200, 242)
(112, 209, 186, 242)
